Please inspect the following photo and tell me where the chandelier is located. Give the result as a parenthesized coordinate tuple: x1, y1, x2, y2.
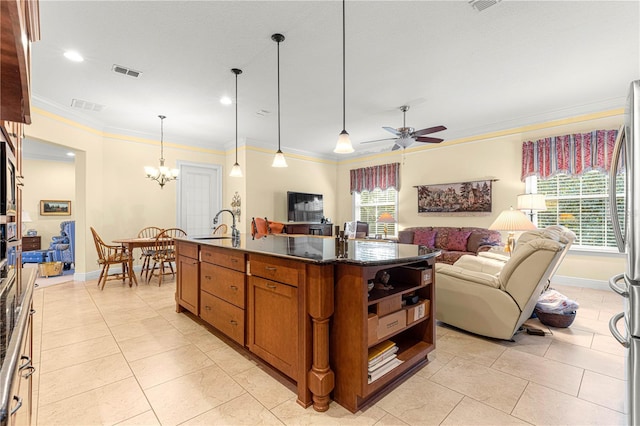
(144, 115, 179, 188)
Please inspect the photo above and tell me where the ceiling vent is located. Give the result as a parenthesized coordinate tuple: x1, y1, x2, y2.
(71, 98, 105, 112)
(256, 109, 271, 117)
(469, 0, 501, 12)
(111, 64, 142, 78)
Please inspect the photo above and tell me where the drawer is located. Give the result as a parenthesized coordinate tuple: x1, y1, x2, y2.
(201, 245, 246, 272)
(249, 254, 302, 287)
(200, 291, 245, 345)
(200, 263, 245, 308)
(177, 241, 198, 260)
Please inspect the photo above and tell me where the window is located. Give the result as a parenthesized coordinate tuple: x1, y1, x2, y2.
(354, 188, 398, 237)
(535, 171, 625, 250)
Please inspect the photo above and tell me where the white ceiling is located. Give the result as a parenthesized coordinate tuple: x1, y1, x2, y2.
(27, 1, 640, 160)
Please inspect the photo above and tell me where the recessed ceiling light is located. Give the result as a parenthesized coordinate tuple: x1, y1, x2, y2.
(220, 96, 232, 105)
(64, 50, 84, 62)
(66, 152, 75, 157)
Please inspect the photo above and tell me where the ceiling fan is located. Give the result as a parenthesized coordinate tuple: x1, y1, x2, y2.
(361, 105, 446, 151)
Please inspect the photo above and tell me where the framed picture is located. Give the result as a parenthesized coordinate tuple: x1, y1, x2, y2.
(40, 200, 72, 216)
(415, 180, 493, 215)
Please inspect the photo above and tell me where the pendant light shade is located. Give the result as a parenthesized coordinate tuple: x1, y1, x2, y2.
(229, 68, 243, 178)
(334, 0, 354, 154)
(144, 115, 179, 188)
(271, 33, 288, 168)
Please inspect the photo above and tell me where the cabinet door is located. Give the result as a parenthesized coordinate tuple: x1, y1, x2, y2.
(247, 276, 298, 380)
(12, 307, 33, 426)
(177, 255, 199, 314)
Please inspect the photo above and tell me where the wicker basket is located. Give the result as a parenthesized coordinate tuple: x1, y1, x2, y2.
(39, 261, 63, 278)
(534, 308, 576, 328)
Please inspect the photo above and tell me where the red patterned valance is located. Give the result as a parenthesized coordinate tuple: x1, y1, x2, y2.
(350, 163, 400, 193)
(521, 129, 620, 181)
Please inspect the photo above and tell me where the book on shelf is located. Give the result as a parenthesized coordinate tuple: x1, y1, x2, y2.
(368, 353, 397, 373)
(368, 339, 396, 362)
(368, 346, 398, 368)
(367, 358, 403, 384)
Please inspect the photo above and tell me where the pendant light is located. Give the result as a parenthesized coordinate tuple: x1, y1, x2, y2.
(334, 0, 354, 154)
(229, 68, 243, 178)
(271, 33, 288, 168)
(144, 115, 179, 188)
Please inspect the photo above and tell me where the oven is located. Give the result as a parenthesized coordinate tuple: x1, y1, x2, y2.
(0, 140, 17, 264)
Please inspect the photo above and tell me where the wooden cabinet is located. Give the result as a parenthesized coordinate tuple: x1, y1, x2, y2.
(331, 259, 436, 413)
(21, 236, 40, 251)
(176, 241, 199, 315)
(12, 305, 33, 426)
(199, 245, 246, 345)
(247, 254, 301, 380)
(284, 223, 333, 236)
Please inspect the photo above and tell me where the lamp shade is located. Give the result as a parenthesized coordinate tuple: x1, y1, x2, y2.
(517, 193, 547, 212)
(489, 207, 537, 232)
(377, 212, 396, 223)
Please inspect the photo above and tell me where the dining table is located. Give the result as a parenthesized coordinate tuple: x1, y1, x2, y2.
(112, 237, 171, 286)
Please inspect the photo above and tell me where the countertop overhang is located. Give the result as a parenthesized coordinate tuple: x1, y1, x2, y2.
(175, 234, 440, 266)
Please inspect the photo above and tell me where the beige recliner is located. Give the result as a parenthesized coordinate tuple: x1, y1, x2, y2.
(434, 226, 575, 340)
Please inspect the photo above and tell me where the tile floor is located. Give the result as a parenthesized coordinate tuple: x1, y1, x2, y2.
(30, 279, 628, 425)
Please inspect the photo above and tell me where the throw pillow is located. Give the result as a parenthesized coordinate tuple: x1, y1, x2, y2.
(447, 230, 472, 251)
(413, 229, 437, 248)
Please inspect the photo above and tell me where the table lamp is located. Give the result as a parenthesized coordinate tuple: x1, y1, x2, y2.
(517, 193, 547, 221)
(489, 207, 536, 254)
(377, 212, 396, 239)
(22, 210, 33, 236)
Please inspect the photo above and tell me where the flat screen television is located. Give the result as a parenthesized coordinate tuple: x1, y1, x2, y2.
(287, 191, 323, 222)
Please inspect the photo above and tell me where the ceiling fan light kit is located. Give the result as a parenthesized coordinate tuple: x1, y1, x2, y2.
(360, 105, 446, 151)
(230, 68, 243, 178)
(271, 33, 288, 168)
(334, 0, 354, 154)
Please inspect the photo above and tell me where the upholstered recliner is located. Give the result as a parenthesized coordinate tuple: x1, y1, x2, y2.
(48, 220, 75, 269)
(434, 226, 575, 340)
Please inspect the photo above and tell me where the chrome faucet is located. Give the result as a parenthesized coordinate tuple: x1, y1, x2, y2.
(213, 209, 240, 242)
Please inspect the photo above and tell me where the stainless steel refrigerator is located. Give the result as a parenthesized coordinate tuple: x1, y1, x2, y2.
(609, 79, 640, 425)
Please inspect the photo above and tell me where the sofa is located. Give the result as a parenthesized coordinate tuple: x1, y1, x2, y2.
(398, 226, 502, 264)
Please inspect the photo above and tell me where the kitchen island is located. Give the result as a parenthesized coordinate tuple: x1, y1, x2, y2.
(174, 234, 439, 413)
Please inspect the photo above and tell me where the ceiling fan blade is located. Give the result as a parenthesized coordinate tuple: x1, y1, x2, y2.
(391, 143, 402, 151)
(383, 126, 401, 136)
(360, 137, 397, 144)
(413, 125, 447, 136)
(415, 136, 444, 144)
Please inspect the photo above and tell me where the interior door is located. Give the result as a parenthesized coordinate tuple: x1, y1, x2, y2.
(177, 162, 222, 236)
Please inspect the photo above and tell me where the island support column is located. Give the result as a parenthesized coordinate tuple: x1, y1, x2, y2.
(305, 264, 335, 412)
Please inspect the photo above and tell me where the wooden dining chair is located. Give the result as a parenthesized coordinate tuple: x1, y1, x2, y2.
(147, 227, 186, 286)
(213, 224, 228, 235)
(137, 226, 163, 280)
(90, 227, 134, 290)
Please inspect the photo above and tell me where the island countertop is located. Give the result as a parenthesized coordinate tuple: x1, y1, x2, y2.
(174, 234, 440, 265)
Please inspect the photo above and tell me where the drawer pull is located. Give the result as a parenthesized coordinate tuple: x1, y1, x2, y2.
(204, 275, 212, 280)
(230, 320, 238, 326)
(230, 285, 238, 291)
(265, 266, 277, 272)
(22, 365, 36, 379)
(231, 258, 238, 263)
(19, 355, 31, 370)
(204, 305, 212, 311)
(10, 396, 22, 415)
(266, 284, 277, 289)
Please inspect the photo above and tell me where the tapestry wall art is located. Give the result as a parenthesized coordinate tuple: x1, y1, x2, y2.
(415, 180, 492, 214)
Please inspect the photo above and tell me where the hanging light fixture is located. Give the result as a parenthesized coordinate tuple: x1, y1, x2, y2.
(229, 68, 243, 178)
(334, 0, 354, 154)
(271, 33, 288, 168)
(144, 115, 179, 188)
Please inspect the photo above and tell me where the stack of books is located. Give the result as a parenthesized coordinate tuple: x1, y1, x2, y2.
(367, 340, 403, 384)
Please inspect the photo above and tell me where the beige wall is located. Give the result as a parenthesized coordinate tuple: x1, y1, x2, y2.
(22, 159, 75, 248)
(25, 107, 625, 285)
(336, 112, 626, 284)
(25, 108, 225, 278)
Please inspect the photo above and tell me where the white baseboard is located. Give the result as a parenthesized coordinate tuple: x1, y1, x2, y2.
(552, 275, 610, 291)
